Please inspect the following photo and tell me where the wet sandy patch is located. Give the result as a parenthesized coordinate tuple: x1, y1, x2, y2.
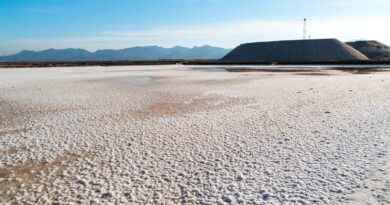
(0, 152, 92, 203)
(0, 146, 27, 156)
(111, 76, 152, 86)
(0, 99, 81, 136)
(114, 95, 253, 121)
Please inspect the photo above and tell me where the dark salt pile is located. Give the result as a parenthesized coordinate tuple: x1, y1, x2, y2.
(221, 39, 368, 62)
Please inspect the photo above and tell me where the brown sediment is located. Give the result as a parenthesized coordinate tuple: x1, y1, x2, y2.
(0, 152, 92, 203)
(137, 97, 251, 118)
(0, 146, 28, 156)
(0, 128, 32, 136)
(0, 100, 21, 128)
(194, 77, 257, 86)
(0, 98, 82, 136)
(152, 76, 255, 86)
(114, 95, 253, 121)
(0, 99, 38, 137)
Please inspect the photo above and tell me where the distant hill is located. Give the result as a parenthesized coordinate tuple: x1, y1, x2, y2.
(346, 40, 390, 60)
(0, 45, 231, 62)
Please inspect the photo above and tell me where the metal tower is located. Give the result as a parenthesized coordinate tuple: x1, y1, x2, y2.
(303, 18, 307, 40)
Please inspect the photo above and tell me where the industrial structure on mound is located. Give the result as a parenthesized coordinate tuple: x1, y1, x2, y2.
(221, 39, 369, 63)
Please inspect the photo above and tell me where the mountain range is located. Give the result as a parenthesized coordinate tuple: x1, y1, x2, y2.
(0, 45, 231, 62)
(3, 40, 390, 63)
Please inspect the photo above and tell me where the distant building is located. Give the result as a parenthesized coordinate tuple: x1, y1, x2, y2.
(221, 39, 368, 62)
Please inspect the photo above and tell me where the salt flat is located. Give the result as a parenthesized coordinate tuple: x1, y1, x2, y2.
(1, 65, 390, 204)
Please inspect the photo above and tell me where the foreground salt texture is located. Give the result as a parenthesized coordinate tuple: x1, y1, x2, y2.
(0, 65, 390, 204)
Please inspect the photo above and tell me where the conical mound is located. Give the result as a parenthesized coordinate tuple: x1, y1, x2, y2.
(221, 39, 368, 62)
(347, 40, 390, 60)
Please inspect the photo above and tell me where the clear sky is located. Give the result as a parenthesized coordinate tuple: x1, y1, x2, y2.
(1, 0, 390, 55)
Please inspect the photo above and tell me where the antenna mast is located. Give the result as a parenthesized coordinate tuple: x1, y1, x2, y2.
(303, 18, 307, 39)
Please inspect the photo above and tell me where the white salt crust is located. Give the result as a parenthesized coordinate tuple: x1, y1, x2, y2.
(0, 65, 390, 204)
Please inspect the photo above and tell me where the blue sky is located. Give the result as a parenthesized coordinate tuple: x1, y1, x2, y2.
(1, 0, 390, 55)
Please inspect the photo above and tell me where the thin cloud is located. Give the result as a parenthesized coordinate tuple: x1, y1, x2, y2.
(100, 15, 390, 46)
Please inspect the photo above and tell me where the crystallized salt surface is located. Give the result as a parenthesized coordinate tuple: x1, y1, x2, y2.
(1, 65, 390, 204)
